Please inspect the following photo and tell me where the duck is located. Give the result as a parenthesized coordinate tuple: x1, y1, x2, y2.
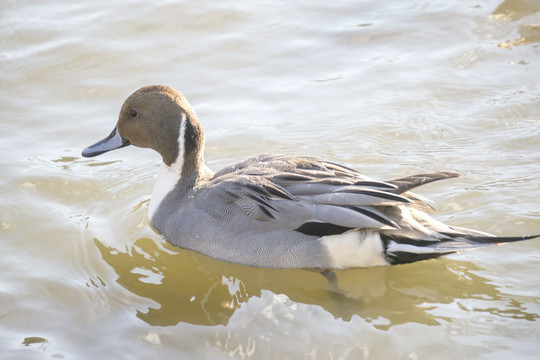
(82, 85, 538, 269)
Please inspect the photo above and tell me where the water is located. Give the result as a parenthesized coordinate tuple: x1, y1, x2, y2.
(1, 0, 539, 358)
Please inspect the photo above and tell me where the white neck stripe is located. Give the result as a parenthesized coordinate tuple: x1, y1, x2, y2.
(148, 113, 186, 221)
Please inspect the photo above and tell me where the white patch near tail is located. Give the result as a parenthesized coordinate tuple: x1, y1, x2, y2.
(148, 114, 187, 221)
(321, 230, 390, 268)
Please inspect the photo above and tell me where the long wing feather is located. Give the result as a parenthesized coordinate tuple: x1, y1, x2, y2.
(194, 155, 411, 235)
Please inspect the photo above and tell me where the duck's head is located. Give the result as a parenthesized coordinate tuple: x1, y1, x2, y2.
(82, 85, 203, 167)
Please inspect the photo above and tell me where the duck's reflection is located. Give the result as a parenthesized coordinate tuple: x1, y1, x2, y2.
(94, 237, 538, 328)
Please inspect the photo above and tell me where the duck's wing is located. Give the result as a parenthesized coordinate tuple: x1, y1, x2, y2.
(192, 173, 296, 223)
(193, 155, 417, 234)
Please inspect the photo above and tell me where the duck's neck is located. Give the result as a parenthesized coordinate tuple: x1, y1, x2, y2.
(148, 154, 213, 223)
(148, 115, 214, 223)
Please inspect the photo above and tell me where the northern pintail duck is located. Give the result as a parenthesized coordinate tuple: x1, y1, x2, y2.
(82, 85, 538, 268)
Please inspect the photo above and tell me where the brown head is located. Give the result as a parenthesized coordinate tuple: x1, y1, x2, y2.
(82, 85, 204, 167)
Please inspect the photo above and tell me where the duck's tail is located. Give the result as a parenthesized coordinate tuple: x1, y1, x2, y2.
(381, 233, 539, 265)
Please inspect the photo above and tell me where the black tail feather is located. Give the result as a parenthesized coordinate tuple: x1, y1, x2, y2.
(460, 234, 540, 244)
(381, 233, 539, 265)
(385, 250, 455, 265)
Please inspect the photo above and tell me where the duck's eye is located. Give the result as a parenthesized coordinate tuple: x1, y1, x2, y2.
(129, 109, 138, 118)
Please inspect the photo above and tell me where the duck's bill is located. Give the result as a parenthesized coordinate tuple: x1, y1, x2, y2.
(82, 127, 130, 157)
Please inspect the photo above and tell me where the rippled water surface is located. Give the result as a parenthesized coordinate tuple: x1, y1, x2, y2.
(1, 0, 539, 359)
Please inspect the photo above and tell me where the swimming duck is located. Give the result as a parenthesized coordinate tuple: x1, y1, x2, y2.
(82, 85, 538, 268)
